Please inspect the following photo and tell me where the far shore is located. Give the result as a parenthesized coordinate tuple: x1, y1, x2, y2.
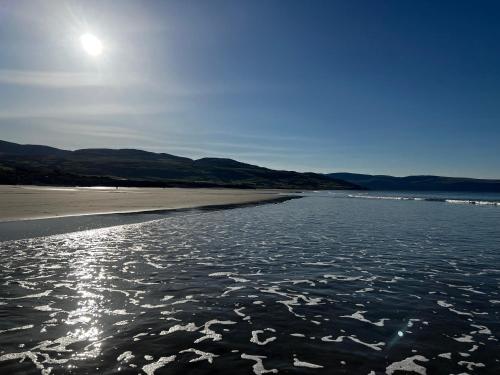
(0, 185, 296, 222)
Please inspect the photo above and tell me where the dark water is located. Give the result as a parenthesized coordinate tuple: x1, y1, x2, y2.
(1, 192, 499, 374)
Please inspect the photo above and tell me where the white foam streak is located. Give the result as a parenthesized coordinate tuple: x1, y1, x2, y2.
(293, 356, 324, 368)
(241, 354, 278, 375)
(250, 329, 277, 346)
(386, 355, 429, 375)
(142, 355, 176, 375)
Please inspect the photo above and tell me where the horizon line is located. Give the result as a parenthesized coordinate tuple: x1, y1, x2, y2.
(1, 138, 499, 181)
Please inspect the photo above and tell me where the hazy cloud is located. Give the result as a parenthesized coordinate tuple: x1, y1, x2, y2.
(0, 103, 171, 120)
(0, 69, 142, 88)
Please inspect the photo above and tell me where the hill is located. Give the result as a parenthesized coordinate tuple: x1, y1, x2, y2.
(0, 140, 359, 190)
(328, 172, 500, 192)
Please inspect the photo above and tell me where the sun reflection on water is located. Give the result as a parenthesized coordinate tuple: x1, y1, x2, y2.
(60, 227, 126, 361)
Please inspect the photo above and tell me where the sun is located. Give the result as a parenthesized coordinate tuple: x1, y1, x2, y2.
(80, 33, 103, 57)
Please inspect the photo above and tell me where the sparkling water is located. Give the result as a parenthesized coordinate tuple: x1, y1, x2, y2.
(1, 192, 499, 374)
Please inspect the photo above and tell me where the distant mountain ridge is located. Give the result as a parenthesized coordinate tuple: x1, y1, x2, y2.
(328, 172, 500, 192)
(0, 140, 359, 190)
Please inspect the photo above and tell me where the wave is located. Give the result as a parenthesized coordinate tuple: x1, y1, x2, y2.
(444, 199, 500, 206)
(347, 194, 500, 206)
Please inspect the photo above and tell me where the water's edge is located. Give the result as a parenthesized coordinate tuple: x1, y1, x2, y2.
(0, 195, 301, 242)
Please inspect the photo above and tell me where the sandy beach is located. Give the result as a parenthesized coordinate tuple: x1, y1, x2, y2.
(0, 185, 292, 222)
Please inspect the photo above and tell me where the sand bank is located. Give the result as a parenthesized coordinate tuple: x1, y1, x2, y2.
(0, 185, 293, 222)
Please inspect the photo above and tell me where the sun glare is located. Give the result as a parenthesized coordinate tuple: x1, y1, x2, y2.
(80, 33, 103, 57)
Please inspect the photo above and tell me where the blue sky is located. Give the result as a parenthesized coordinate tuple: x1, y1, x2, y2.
(0, 0, 499, 178)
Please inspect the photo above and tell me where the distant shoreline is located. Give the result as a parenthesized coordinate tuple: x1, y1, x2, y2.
(0, 185, 298, 223)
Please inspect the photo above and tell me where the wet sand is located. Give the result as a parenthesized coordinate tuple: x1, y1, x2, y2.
(0, 185, 292, 222)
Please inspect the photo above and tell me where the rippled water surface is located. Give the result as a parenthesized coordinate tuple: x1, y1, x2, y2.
(1, 193, 499, 374)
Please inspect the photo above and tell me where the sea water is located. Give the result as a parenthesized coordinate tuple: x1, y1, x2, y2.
(0, 191, 499, 374)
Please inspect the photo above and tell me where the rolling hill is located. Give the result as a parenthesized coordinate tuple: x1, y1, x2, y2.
(328, 172, 500, 192)
(0, 140, 359, 190)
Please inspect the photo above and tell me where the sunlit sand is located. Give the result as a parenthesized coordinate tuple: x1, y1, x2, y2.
(0, 185, 291, 222)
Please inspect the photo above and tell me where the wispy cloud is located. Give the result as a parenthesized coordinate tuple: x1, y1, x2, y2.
(0, 70, 281, 100)
(0, 69, 142, 88)
(36, 120, 158, 144)
(0, 103, 172, 120)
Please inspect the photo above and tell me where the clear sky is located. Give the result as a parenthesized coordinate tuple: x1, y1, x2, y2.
(1, 0, 499, 178)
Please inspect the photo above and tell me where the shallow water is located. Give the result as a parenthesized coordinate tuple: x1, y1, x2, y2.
(0, 192, 499, 374)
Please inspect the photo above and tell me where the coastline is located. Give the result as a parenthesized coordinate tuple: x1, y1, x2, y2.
(0, 185, 296, 222)
(0, 185, 299, 241)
